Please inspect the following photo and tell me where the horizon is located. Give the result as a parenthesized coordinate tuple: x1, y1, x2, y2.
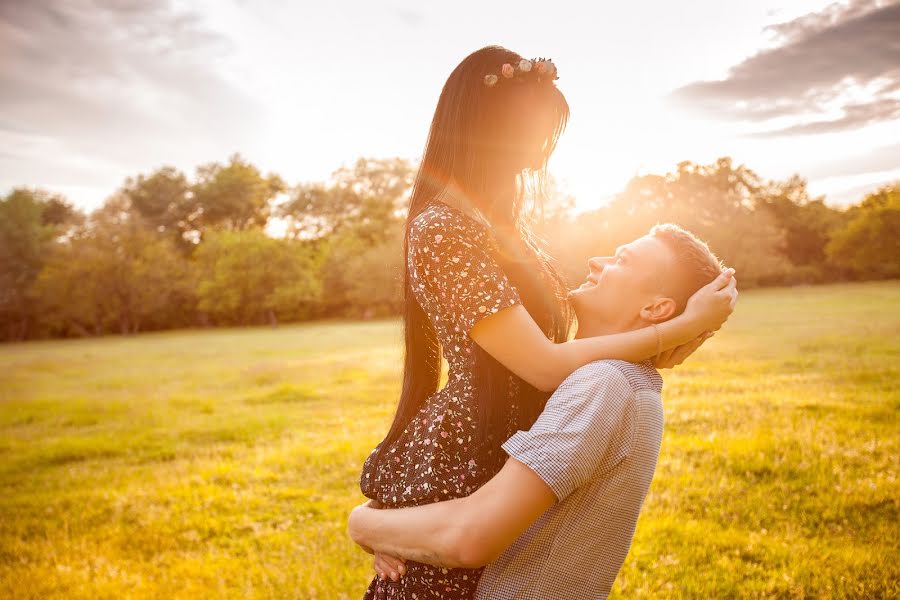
(2, 0, 899, 212)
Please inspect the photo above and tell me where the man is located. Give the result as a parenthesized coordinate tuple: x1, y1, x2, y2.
(349, 223, 732, 599)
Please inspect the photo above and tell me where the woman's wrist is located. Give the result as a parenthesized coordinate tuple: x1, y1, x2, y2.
(656, 314, 701, 349)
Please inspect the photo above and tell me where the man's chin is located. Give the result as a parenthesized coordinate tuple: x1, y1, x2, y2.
(567, 287, 591, 313)
(566, 287, 585, 302)
(567, 282, 595, 298)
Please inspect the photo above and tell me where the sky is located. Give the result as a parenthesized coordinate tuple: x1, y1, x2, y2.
(1, 0, 899, 213)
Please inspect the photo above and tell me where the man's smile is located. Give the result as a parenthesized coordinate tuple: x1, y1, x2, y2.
(569, 272, 600, 297)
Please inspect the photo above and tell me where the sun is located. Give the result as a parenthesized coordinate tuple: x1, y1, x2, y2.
(547, 97, 739, 213)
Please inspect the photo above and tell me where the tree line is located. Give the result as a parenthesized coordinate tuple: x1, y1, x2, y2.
(1, 154, 897, 342)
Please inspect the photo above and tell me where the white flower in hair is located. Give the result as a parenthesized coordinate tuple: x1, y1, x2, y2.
(518, 59, 532, 72)
(484, 73, 499, 87)
(546, 61, 557, 78)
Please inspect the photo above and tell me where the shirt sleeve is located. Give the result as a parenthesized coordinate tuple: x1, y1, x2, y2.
(501, 361, 637, 501)
(408, 211, 521, 334)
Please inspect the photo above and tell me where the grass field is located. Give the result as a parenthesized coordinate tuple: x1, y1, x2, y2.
(1, 282, 898, 599)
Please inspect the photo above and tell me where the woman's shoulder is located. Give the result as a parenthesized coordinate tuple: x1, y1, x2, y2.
(409, 201, 487, 243)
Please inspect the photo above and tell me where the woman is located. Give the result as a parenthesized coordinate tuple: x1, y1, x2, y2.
(358, 46, 736, 599)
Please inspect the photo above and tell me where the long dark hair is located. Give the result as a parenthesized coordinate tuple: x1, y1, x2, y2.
(376, 45, 573, 467)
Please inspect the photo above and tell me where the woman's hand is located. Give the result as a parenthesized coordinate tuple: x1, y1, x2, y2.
(374, 552, 406, 581)
(653, 331, 713, 369)
(682, 268, 738, 334)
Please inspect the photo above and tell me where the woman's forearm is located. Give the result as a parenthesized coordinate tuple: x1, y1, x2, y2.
(556, 314, 697, 374)
(472, 305, 701, 392)
(533, 316, 695, 390)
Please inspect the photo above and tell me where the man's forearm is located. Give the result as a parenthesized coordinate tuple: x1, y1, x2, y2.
(349, 499, 470, 568)
(349, 459, 558, 569)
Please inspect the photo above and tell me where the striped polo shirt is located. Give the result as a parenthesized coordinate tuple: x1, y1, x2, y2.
(475, 359, 664, 600)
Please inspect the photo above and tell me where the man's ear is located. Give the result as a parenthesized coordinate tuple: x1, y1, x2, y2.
(640, 297, 677, 323)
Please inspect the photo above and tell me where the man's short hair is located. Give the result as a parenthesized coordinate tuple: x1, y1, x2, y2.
(649, 223, 725, 315)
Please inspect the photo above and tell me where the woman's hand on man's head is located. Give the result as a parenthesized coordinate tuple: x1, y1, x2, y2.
(658, 267, 737, 369)
(683, 268, 738, 333)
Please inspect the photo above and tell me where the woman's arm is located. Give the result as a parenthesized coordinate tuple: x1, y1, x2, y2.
(470, 269, 736, 392)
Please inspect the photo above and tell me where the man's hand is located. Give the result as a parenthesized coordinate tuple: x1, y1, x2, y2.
(658, 269, 738, 369)
(653, 331, 713, 369)
(344, 459, 557, 569)
(374, 552, 407, 581)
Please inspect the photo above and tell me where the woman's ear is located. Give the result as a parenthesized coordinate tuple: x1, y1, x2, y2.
(640, 297, 677, 323)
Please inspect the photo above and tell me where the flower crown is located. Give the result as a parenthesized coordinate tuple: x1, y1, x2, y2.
(483, 57, 558, 87)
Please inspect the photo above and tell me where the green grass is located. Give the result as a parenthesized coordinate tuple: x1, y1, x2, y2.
(1, 282, 898, 599)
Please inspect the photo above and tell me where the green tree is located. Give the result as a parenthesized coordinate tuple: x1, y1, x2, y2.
(119, 166, 196, 251)
(279, 157, 414, 242)
(760, 175, 848, 274)
(0, 188, 82, 340)
(33, 195, 194, 337)
(276, 157, 414, 318)
(319, 222, 404, 318)
(826, 184, 900, 279)
(192, 154, 285, 234)
(194, 229, 323, 326)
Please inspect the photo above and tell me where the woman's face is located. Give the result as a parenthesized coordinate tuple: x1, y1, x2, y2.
(501, 85, 561, 170)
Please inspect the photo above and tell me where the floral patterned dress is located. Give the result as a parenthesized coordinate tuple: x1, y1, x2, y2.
(360, 201, 524, 599)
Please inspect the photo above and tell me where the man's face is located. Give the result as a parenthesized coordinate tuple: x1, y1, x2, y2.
(568, 235, 674, 326)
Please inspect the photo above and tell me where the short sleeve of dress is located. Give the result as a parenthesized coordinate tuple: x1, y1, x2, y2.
(408, 207, 521, 334)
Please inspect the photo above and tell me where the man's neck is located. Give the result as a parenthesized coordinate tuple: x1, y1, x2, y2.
(575, 317, 661, 372)
(574, 316, 643, 340)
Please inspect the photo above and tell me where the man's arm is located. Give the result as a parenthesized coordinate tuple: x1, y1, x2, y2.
(348, 362, 634, 569)
(348, 457, 557, 569)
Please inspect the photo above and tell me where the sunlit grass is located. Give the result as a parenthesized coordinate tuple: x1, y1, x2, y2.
(1, 282, 898, 599)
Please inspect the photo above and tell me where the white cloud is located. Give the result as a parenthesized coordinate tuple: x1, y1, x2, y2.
(0, 0, 262, 208)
